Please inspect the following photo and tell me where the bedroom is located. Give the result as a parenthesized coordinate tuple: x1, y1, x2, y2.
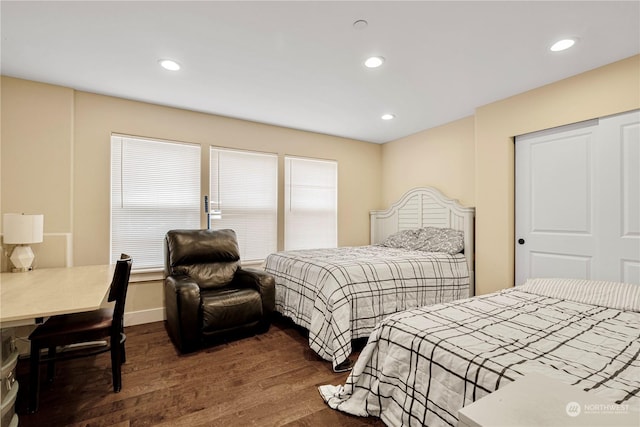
(1, 1, 639, 426)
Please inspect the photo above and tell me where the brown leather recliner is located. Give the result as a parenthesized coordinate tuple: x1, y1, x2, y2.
(163, 229, 275, 353)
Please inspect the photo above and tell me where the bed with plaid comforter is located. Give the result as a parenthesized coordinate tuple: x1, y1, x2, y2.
(263, 245, 469, 370)
(319, 278, 640, 426)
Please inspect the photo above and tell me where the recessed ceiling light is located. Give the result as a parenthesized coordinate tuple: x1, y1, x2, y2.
(381, 114, 395, 120)
(353, 20, 368, 30)
(365, 56, 385, 68)
(550, 38, 577, 52)
(159, 59, 181, 71)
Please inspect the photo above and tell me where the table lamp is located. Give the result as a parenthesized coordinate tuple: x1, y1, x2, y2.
(3, 213, 44, 272)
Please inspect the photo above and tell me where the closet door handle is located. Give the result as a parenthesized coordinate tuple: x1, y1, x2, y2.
(518, 238, 525, 245)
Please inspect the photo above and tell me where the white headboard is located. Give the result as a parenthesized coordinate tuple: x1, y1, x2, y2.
(370, 187, 475, 296)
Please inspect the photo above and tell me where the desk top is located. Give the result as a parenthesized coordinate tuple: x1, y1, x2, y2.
(0, 264, 115, 326)
(458, 373, 639, 427)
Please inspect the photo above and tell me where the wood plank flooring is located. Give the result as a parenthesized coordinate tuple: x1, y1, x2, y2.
(15, 317, 385, 427)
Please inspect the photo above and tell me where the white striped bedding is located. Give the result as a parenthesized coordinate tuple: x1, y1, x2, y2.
(264, 245, 470, 370)
(319, 279, 640, 426)
(520, 278, 640, 312)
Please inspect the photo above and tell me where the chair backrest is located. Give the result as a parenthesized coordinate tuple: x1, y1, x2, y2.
(164, 229, 240, 289)
(108, 254, 133, 331)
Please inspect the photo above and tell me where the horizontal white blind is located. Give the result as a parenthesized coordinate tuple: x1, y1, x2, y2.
(111, 135, 200, 269)
(210, 148, 277, 262)
(285, 156, 337, 250)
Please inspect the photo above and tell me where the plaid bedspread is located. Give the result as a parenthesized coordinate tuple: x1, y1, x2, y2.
(263, 245, 469, 369)
(319, 286, 640, 426)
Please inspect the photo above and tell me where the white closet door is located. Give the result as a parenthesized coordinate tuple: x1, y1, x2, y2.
(515, 120, 599, 286)
(515, 110, 640, 286)
(596, 111, 640, 284)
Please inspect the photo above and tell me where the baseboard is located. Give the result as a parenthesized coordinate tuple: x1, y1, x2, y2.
(124, 307, 165, 327)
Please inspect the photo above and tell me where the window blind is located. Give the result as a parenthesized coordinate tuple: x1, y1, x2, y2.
(284, 156, 337, 250)
(210, 148, 277, 262)
(111, 135, 200, 269)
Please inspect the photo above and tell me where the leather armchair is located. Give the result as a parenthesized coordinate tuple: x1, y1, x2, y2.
(163, 229, 275, 353)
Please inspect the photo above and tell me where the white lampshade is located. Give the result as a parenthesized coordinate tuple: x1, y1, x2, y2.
(3, 213, 44, 244)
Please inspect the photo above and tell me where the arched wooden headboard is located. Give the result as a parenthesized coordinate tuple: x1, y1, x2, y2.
(370, 187, 475, 296)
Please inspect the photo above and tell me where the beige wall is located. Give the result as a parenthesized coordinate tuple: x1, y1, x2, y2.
(381, 115, 475, 207)
(2, 54, 639, 317)
(72, 91, 381, 266)
(1, 76, 382, 315)
(377, 55, 639, 295)
(474, 54, 640, 295)
(1, 79, 75, 270)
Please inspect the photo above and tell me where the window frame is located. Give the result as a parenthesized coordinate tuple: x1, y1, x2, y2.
(284, 155, 338, 251)
(209, 146, 279, 263)
(110, 134, 201, 273)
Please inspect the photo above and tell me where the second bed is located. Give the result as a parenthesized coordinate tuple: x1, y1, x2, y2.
(264, 187, 475, 370)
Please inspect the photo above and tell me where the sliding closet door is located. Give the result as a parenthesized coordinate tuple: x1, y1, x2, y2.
(515, 110, 640, 286)
(596, 111, 640, 284)
(515, 120, 599, 285)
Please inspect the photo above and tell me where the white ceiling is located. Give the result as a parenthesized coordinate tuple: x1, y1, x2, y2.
(2, 1, 639, 143)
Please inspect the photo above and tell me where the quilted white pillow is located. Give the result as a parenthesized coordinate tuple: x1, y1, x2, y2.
(412, 227, 464, 254)
(380, 227, 464, 254)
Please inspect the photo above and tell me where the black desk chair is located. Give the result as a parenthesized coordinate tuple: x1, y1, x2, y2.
(27, 254, 132, 413)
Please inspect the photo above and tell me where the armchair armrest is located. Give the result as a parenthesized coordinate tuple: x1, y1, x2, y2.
(234, 268, 276, 316)
(164, 275, 201, 353)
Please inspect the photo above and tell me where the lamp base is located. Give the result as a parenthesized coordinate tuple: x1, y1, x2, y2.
(10, 245, 35, 272)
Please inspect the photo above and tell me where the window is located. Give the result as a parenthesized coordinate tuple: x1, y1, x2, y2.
(111, 135, 200, 270)
(110, 137, 331, 269)
(210, 148, 278, 262)
(284, 156, 337, 250)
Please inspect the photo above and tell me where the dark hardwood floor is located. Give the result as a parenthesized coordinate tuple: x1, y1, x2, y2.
(15, 317, 385, 427)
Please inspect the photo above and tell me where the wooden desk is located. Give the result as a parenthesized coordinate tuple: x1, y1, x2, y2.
(0, 264, 115, 327)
